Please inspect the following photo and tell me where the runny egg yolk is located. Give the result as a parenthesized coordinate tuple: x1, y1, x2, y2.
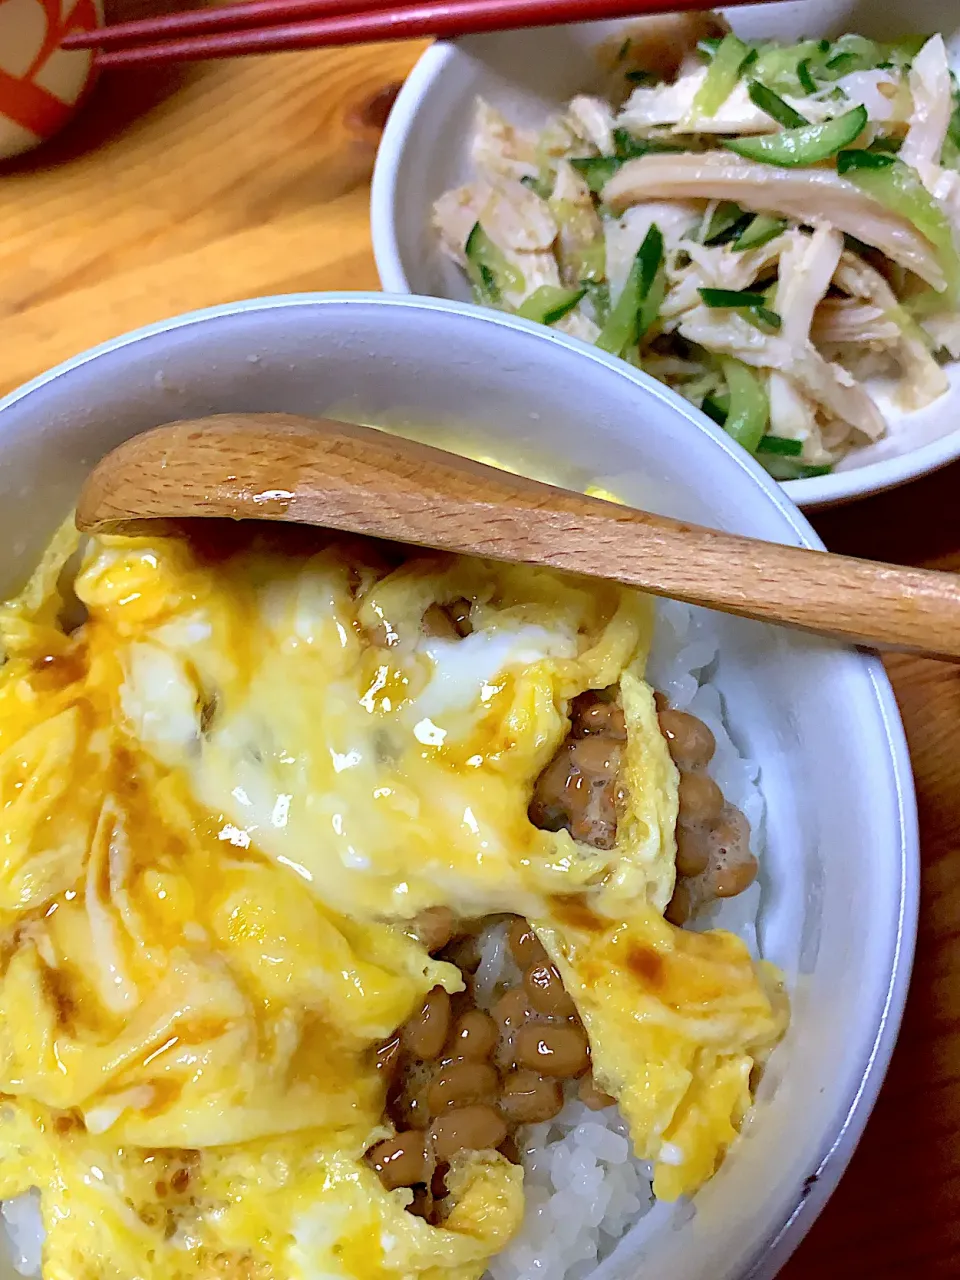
(0, 522, 786, 1279)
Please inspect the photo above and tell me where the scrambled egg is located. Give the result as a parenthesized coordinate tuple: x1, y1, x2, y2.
(0, 519, 786, 1279)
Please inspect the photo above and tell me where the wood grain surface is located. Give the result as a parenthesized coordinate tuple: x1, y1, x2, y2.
(1, 16, 958, 1277)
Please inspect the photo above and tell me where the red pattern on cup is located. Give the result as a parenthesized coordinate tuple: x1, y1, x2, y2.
(0, 0, 100, 152)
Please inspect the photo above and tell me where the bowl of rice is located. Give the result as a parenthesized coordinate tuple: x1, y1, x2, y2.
(371, 0, 960, 507)
(0, 293, 917, 1280)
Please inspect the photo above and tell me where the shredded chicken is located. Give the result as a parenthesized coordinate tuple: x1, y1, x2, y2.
(604, 152, 947, 290)
(554, 311, 602, 344)
(833, 69, 903, 125)
(834, 251, 949, 409)
(432, 178, 560, 307)
(470, 102, 540, 182)
(433, 179, 556, 261)
(924, 311, 960, 358)
(677, 306, 787, 367)
(566, 96, 617, 156)
(551, 161, 605, 286)
(684, 235, 790, 291)
(605, 202, 699, 303)
(621, 73, 831, 136)
(657, 234, 790, 335)
(433, 183, 494, 266)
(812, 299, 902, 345)
(621, 63, 902, 139)
(768, 377, 825, 458)
(901, 36, 953, 188)
(790, 348, 886, 444)
(675, 302, 883, 443)
(779, 228, 845, 343)
(768, 227, 846, 459)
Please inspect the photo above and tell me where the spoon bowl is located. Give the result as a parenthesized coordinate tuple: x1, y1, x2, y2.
(77, 410, 960, 661)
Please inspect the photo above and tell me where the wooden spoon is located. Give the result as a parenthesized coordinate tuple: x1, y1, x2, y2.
(75, 412, 960, 661)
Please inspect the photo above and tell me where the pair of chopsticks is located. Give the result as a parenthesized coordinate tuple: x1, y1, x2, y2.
(63, 0, 760, 68)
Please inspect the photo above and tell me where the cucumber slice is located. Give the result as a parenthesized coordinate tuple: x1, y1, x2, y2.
(569, 156, 621, 193)
(733, 214, 787, 251)
(762, 456, 833, 480)
(845, 159, 960, 304)
(756, 435, 803, 456)
(701, 394, 730, 426)
(689, 33, 755, 121)
(584, 281, 611, 327)
(868, 135, 903, 155)
(724, 105, 868, 167)
(816, 33, 924, 82)
(596, 224, 664, 356)
(613, 128, 649, 160)
(637, 258, 667, 340)
(520, 174, 552, 199)
(751, 39, 824, 94)
(721, 359, 769, 453)
(464, 224, 523, 306)
(837, 149, 895, 174)
(572, 239, 606, 284)
(700, 201, 750, 245)
(516, 286, 587, 325)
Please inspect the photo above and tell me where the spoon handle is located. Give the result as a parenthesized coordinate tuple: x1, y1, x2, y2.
(76, 413, 960, 661)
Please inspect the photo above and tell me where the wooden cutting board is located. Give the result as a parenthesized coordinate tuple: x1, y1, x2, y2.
(0, 22, 956, 1278)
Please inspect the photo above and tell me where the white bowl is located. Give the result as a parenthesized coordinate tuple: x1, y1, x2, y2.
(371, 0, 960, 509)
(0, 293, 917, 1280)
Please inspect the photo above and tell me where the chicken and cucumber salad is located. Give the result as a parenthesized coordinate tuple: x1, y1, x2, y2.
(432, 14, 960, 479)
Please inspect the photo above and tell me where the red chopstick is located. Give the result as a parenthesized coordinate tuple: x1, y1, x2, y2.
(62, 0, 407, 49)
(74, 0, 764, 67)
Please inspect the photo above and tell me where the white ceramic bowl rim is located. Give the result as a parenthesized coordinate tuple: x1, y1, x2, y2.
(369, 36, 960, 508)
(0, 291, 920, 1278)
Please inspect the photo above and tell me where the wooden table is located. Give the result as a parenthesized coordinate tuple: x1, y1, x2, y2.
(2, 35, 958, 1280)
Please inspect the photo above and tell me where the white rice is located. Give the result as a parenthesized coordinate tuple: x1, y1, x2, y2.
(0, 602, 765, 1280)
(488, 1095, 652, 1280)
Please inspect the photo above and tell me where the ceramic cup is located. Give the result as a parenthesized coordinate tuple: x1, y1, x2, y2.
(0, 0, 102, 159)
